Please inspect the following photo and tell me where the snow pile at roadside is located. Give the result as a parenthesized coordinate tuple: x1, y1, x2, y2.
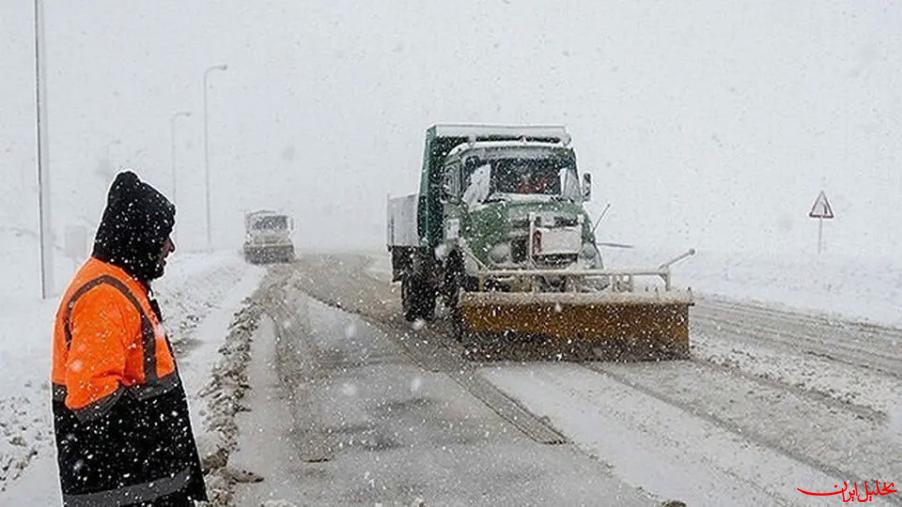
(155, 251, 251, 346)
(605, 247, 902, 328)
(0, 298, 57, 492)
(195, 291, 267, 506)
(0, 394, 46, 491)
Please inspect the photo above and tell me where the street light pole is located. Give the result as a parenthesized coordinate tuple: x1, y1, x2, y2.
(34, 0, 53, 299)
(170, 111, 191, 242)
(202, 63, 228, 251)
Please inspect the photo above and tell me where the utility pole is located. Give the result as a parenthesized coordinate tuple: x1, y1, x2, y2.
(203, 64, 228, 251)
(34, 0, 53, 298)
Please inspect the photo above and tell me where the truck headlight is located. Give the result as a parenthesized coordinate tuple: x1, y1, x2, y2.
(580, 243, 597, 260)
(489, 243, 512, 264)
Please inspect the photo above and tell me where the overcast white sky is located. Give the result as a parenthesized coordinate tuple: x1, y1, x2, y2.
(2, 0, 902, 295)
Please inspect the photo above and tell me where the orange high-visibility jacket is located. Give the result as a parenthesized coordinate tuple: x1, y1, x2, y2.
(51, 257, 177, 420)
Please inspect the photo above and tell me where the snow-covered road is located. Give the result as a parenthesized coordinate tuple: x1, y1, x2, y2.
(232, 285, 652, 506)
(229, 253, 900, 506)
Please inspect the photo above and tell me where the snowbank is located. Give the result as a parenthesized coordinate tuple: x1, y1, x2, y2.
(194, 295, 266, 506)
(0, 298, 56, 492)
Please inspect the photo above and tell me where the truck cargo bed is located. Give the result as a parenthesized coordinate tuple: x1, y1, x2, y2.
(386, 194, 419, 248)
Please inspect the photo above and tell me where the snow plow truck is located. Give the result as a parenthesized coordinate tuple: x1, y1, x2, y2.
(386, 124, 694, 360)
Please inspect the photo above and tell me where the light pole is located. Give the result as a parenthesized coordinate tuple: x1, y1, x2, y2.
(34, 0, 53, 298)
(170, 111, 191, 242)
(203, 63, 228, 251)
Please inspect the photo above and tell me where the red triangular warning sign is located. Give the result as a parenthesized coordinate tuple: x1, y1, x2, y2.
(809, 191, 834, 219)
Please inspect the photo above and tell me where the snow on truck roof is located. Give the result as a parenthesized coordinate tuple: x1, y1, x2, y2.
(431, 124, 569, 142)
(446, 140, 572, 159)
(246, 210, 286, 217)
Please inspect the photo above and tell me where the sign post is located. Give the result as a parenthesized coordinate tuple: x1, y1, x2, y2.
(808, 190, 834, 254)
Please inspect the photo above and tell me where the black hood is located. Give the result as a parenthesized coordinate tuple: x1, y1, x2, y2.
(92, 171, 175, 282)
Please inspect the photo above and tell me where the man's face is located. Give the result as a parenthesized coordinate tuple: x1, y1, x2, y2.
(157, 236, 176, 273)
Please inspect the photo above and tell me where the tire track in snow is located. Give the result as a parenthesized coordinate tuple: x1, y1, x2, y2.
(580, 360, 900, 500)
(698, 297, 902, 343)
(484, 363, 836, 506)
(693, 308, 902, 380)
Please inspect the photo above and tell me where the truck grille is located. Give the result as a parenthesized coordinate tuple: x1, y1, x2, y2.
(511, 237, 528, 263)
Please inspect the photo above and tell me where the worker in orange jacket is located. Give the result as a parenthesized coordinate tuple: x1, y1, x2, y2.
(51, 171, 206, 506)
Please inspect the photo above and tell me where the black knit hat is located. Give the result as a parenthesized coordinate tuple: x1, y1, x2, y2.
(92, 171, 176, 282)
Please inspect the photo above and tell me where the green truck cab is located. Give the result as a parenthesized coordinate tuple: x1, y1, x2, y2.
(387, 124, 599, 321)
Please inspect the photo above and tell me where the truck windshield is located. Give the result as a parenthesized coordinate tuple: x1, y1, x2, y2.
(462, 154, 580, 204)
(491, 158, 570, 196)
(253, 216, 288, 230)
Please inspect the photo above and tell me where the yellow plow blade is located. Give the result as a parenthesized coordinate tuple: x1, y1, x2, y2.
(458, 291, 692, 361)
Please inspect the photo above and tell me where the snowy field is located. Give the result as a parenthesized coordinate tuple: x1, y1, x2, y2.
(0, 251, 263, 503)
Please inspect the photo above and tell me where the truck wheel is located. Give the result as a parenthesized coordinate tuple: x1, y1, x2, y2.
(401, 275, 415, 321)
(402, 274, 435, 322)
(440, 255, 473, 341)
(418, 281, 436, 321)
(441, 255, 463, 311)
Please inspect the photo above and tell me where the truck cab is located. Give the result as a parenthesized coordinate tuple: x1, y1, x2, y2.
(387, 125, 598, 320)
(439, 140, 599, 274)
(243, 210, 295, 264)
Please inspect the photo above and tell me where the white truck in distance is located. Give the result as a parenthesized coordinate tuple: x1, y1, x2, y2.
(243, 210, 294, 263)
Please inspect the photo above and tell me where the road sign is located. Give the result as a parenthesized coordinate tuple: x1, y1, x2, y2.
(809, 190, 834, 254)
(809, 191, 834, 219)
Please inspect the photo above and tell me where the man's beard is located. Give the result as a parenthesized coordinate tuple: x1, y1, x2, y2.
(150, 259, 166, 280)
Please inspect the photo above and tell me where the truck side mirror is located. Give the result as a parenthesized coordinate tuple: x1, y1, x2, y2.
(582, 173, 592, 202)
